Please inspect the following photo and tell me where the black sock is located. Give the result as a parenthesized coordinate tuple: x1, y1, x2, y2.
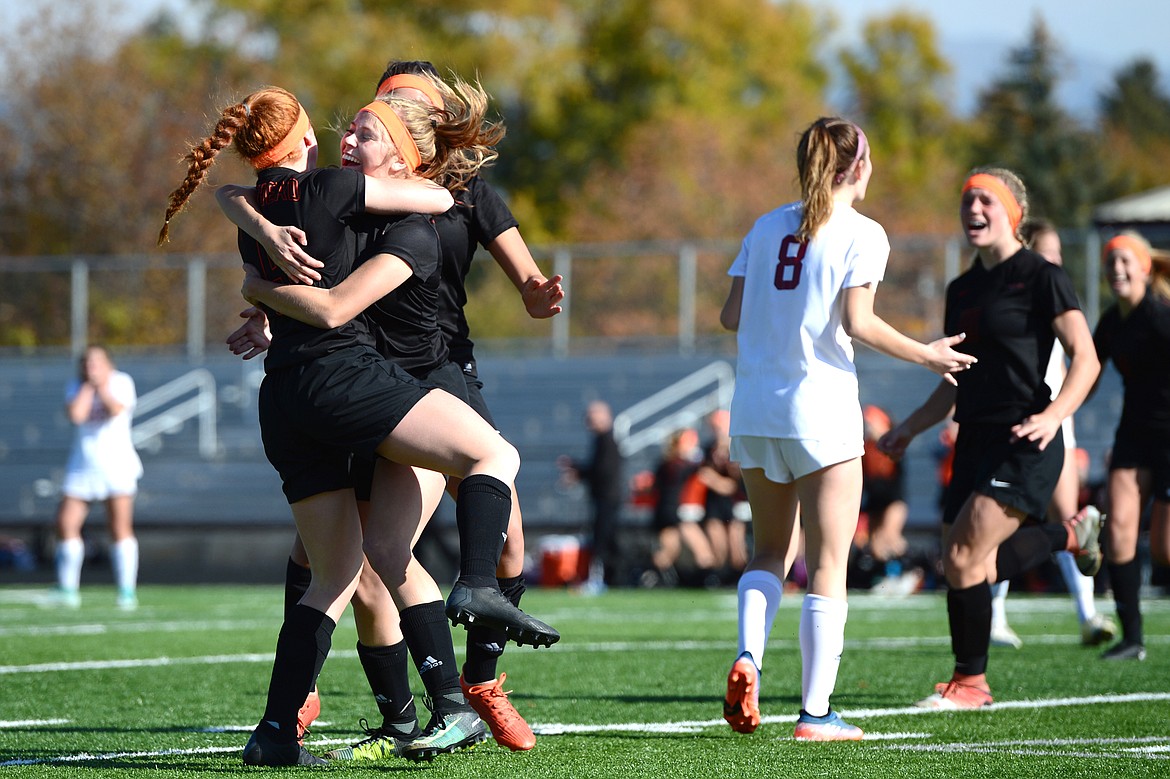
(462, 576, 524, 682)
(947, 582, 991, 677)
(283, 558, 312, 622)
(1108, 559, 1143, 645)
(995, 524, 1065, 581)
(262, 605, 335, 740)
(400, 601, 462, 705)
(455, 475, 511, 587)
(357, 640, 418, 729)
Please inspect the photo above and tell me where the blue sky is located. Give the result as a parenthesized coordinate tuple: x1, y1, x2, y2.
(827, 0, 1170, 116)
(6, 0, 1168, 118)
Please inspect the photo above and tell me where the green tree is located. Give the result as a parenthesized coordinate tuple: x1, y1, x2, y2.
(1095, 59, 1170, 194)
(838, 11, 964, 235)
(1100, 59, 1170, 143)
(966, 16, 1105, 226)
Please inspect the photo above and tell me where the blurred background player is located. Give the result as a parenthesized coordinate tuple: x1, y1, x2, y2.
(52, 345, 143, 611)
(1094, 231, 1170, 661)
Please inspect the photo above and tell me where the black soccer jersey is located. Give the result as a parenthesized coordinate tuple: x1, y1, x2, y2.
(944, 248, 1081, 425)
(240, 166, 371, 372)
(358, 213, 447, 377)
(1094, 294, 1170, 433)
(432, 176, 519, 366)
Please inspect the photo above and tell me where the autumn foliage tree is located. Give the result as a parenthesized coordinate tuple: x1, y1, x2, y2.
(1, 1, 1167, 349)
(838, 11, 966, 236)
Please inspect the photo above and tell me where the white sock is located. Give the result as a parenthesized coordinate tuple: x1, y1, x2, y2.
(56, 538, 84, 592)
(1054, 550, 1095, 624)
(799, 594, 848, 717)
(736, 569, 783, 670)
(990, 580, 1010, 629)
(110, 538, 139, 594)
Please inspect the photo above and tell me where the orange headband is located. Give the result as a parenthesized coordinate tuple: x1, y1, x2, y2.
(1102, 235, 1152, 275)
(359, 100, 422, 173)
(376, 74, 445, 110)
(250, 105, 310, 169)
(962, 173, 1023, 231)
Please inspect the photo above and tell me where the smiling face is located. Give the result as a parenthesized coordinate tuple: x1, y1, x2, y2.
(1104, 246, 1149, 305)
(338, 111, 402, 179)
(960, 186, 1017, 255)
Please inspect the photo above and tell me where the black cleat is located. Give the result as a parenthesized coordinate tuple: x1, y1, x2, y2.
(445, 582, 560, 647)
(243, 721, 327, 766)
(1100, 640, 1146, 661)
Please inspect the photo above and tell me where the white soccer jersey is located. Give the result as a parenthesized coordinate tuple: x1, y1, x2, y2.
(64, 371, 144, 485)
(727, 201, 889, 442)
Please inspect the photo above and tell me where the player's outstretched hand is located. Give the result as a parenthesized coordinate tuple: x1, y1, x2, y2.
(925, 333, 976, 386)
(523, 274, 565, 319)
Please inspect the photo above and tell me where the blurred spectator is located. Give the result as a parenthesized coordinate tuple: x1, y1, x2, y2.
(557, 400, 624, 593)
(0, 536, 35, 572)
(640, 427, 717, 587)
(695, 410, 751, 584)
(850, 405, 921, 594)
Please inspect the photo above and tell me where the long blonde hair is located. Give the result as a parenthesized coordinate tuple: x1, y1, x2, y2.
(382, 75, 504, 192)
(794, 117, 865, 242)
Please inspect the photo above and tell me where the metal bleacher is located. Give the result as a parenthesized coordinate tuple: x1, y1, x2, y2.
(0, 348, 1127, 583)
(0, 351, 731, 529)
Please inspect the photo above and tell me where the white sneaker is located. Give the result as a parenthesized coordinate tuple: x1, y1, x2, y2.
(990, 622, 1022, 649)
(1081, 613, 1117, 646)
(872, 570, 922, 597)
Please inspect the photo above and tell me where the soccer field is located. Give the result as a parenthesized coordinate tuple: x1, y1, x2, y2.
(1, 585, 1167, 778)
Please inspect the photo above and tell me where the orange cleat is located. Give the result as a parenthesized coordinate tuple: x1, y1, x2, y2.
(297, 687, 321, 744)
(723, 655, 761, 733)
(915, 679, 992, 710)
(460, 673, 536, 751)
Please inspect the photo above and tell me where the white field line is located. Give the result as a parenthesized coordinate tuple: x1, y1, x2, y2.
(0, 745, 241, 767)
(0, 649, 356, 675)
(890, 735, 1170, 760)
(6, 630, 1170, 674)
(0, 620, 275, 638)
(0, 719, 69, 728)
(5, 694, 1169, 766)
(530, 691, 1170, 735)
